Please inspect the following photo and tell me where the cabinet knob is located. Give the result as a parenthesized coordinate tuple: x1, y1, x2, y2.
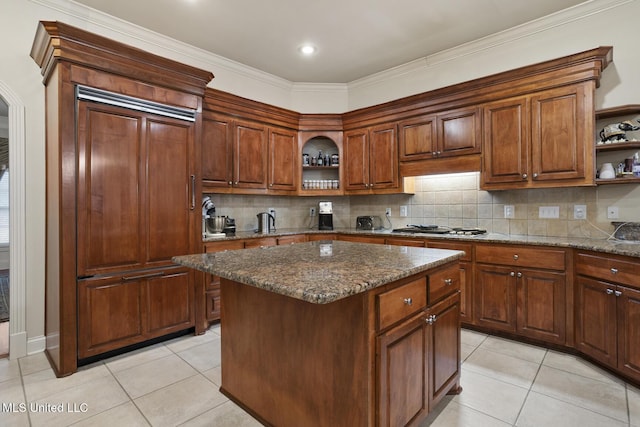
(522, 173, 528, 179)
(228, 181, 233, 185)
(517, 272, 522, 278)
(425, 314, 437, 325)
(403, 297, 413, 305)
(610, 268, 618, 274)
(614, 290, 622, 297)
(533, 173, 538, 179)
(432, 152, 437, 156)
(510, 271, 516, 277)
(436, 151, 441, 156)
(444, 278, 453, 286)
(513, 254, 519, 260)
(606, 288, 614, 295)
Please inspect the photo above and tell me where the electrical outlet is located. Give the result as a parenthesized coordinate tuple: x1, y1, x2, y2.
(504, 205, 515, 219)
(539, 206, 560, 219)
(573, 205, 586, 220)
(385, 208, 392, 217)
(309, 207, 316, 217)
(607, 206, 619, 219)
(400, 206, 408, 217)
(268, 208, 276, 218)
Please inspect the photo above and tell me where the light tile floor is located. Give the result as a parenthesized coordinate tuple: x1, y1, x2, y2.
(0, 325, 638, 426)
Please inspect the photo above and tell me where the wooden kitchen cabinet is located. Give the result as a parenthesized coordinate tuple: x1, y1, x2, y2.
(268, 127, 298, 192)
(575, 252, 640, 382)
(399, 106, 481, 161)
(201, 113, 269, 192)
(377, 290, 460, 427)
(474, 244, 567, 345)
(344, 123, 399, 194)
(481, 82, 595, 189)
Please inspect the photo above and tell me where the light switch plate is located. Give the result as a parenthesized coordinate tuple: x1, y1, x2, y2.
(400, 206, 408, 217)
(573, 205, 586, 220)
(504, 205, 515, 219)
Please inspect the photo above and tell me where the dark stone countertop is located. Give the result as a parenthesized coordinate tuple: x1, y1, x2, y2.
(173, 240, 464, 304)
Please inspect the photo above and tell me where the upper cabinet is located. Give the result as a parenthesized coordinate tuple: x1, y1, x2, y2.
(344, 123, 399, 194)
(399, 107, 481, 161)
(202, 91, 300, 195)
(481, 83, 594, 189)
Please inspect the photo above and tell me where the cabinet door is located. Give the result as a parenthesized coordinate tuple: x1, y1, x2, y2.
(377, 312, 428, 427)
(268, 127, 298, 191)
(438, 107, 481, 157)
(617, 285, 640, 382)
(78, 275, 144, 359)
(77, 102, 145, 275)
(234, 120, 268, 189)
(344, 129, 369, 191)
(516, 268, 566, 345)
(145, 268, 194, 335)
(202, 113, 233, 188)
(481, 97, 529, 186)
(146, 117, 195, 264)
(530, 83, 591, 182)
(427, 293, 461, 408)
(575, 276, 617, 367)
(399, 115, 437, 161)
(474, 264, 517, 332)
(369, 124, 399, 190)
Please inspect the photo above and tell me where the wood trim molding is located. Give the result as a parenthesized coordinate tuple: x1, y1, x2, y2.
(30, 21, 214, 96)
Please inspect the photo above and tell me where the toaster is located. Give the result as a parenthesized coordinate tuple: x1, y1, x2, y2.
(356, 216, 383, 230)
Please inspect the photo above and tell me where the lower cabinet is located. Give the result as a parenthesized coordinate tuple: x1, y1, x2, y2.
(202, 240, 245, 327)
(376, 266, 461, 427)
(474, 244, 567, 345)
(78, 266, 194, 359)
(575, 252, 640, 383)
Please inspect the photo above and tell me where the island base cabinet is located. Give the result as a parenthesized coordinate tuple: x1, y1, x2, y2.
(377, 292, 461, 427)
(78, 267, 194, 359)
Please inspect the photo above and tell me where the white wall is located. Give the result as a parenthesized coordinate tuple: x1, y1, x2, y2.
(1, 0, 638, 352)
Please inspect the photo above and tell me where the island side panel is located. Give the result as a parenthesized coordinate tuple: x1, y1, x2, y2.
(220, 278, 372, 427)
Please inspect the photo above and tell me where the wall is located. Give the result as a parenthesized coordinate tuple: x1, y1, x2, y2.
(1, 0, 639, 354)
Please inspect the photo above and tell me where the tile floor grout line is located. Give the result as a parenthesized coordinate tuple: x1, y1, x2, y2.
(512, 348, 547, 426)
(103, 358, 154, 427)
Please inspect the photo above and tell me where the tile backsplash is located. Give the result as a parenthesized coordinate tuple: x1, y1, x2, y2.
(207, 172, 640, 239)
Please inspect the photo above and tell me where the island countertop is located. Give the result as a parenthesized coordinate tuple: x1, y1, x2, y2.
(172, 240, 464, 304)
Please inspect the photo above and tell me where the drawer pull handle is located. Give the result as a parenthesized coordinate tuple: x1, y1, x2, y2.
(403, 298, 413, 305)
(513, 254, 519, 260)
(122, 271, 165, 282)
(444, 278, 453, 286)
(610, 268, 618, 274)
(615, 290, 622, 297)
(425, 314, 437, 325)
(606, 289, 614, 295)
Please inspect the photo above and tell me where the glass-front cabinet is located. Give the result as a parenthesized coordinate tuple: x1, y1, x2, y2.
(299, 131, 343, 195)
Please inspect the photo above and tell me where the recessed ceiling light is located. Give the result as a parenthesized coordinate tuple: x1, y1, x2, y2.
(299, 45, 317, 56)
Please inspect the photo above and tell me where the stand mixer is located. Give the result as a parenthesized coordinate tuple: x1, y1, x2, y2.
(202, 196, 226, 239)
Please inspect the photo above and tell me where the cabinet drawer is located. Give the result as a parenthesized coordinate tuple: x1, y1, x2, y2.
(377, 277, 427, 331)
(428, 263, 460, 303)
(576, 253, 639, 288)
(476, 244, 565, 270)
(426, 241, 472, 262)
(277, 234, 307, 245)
(244, 237, 278, 248)
(385, 238, 425, 247)
(204, 240, 245, 253)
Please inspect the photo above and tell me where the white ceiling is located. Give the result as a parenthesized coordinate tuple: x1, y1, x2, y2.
(72, 0, 588, 83)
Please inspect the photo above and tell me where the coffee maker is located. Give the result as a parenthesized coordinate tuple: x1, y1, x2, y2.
(318, 201, 334, 230)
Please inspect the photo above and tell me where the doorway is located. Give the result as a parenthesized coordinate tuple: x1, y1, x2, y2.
(0, 97, 8, 357)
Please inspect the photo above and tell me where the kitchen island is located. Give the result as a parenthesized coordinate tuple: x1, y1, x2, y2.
(173, 240, 465, 427)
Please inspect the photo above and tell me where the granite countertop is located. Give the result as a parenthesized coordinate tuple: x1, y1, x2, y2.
(173, 240, 464, 304)
(204, 228, 640, 259)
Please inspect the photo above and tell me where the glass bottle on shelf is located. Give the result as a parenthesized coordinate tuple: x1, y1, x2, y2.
(317, 151, 324, 166)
